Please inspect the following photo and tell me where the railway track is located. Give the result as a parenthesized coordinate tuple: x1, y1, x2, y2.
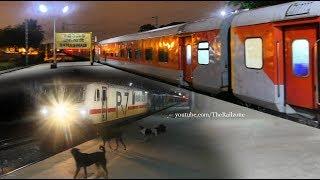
(0, 137, 37, 151)
(0, 102, 180, 177)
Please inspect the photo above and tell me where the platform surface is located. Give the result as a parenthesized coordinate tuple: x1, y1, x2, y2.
(2, 90, 320, 179)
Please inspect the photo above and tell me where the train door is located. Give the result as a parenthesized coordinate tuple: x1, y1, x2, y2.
(101, 86, 107, 121)
(180, 36, 193, 83)
(284, 24, 317, 109)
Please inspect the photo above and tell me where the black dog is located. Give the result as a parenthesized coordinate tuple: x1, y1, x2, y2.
(71, 146, 108, 179)
(139, 125, 153, 136)
(154, 124, 167, 135)
(139, 124, 167, 137)
(98, 130, 127, 151)
(139, 125, 154, 140)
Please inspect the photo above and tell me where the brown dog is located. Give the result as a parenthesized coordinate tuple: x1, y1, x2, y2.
(71, 146, 108, 179)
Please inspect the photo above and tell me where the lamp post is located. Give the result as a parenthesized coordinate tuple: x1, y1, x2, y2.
(53, 18, 56, 69)
(152, 16, 158, 28)
(39, 4, 69, 69)
(25, 19, 28, 66)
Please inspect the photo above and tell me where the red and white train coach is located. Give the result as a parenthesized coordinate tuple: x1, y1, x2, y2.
(96, 1, 320, 119)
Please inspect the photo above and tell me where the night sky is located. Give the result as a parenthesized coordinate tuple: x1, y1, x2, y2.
(0, 1, 226, 42)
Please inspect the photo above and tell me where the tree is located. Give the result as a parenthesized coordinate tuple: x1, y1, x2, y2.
(159, 22, 185, 28)
(21, 19, 45, 48)
(228, 1, 293, 9)
(0, 19, 44, 48)
(138, 24, 156, 32)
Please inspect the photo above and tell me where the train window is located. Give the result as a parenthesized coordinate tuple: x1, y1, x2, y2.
(142, 93, 146, 101)
(135, 49, 142, 60)
(198, 42, 209, 65)
(245, 38, 263, 69)
(186, 45, 192, 65)
(158, 48, 168, 62)
(120, 49, 126, 58)
(65, 86, 85, 103)
(110, 53, 114, 57)
(145, 48, 153, 61)
(128, 49, 133, 59)
(96, 89, 100, 101)
(102, 90, 106, 101)
(292, 39, 309, 77)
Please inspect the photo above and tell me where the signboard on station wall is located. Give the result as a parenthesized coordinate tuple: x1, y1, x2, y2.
(55, 32, 92, 49)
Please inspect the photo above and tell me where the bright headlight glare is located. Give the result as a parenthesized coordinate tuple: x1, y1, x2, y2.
(40, 107, 48, 115)
(53, 103, 68, 118)
(80, 109, 87, 116)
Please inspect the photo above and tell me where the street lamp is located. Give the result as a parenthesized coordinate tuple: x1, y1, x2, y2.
(220, 10, 226, 16)
(25, 19, 28, 66)
(62, 6, 69, 14)
(39, 4, 69, 69)
(39, 4, 48, 13)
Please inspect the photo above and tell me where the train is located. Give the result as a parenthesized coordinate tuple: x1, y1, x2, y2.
(37, 82, 149, 125)
(35, 82, 182, 152)
(87, 1, 319, 120)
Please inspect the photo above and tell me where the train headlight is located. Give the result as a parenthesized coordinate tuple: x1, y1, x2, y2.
(40, 107, 48, 116)
(79, 108, 87, 117)
(53, 103, 68, 119)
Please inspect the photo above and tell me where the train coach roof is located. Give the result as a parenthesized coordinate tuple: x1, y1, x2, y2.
(182, 16, 224, 33)
(232, 1, 320, 27)
(99, 16, 224, 44)
(99, 24, 186, 44)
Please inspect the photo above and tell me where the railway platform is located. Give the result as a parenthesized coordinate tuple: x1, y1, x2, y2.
(3, 92, 320, 179)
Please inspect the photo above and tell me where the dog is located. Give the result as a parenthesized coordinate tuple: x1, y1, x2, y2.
(139, 125, 153, 136)
(154, 124, 167, 135)
(98, 129, 127, 151)
(71, 146, 108, 179)
(139, 125, 154, 140)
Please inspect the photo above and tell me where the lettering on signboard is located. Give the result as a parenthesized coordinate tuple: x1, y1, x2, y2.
(56, 32, 92, 49)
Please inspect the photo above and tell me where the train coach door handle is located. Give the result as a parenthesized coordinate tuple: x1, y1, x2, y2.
(313, 39, 320, 105)
(276, 42, 281, 98)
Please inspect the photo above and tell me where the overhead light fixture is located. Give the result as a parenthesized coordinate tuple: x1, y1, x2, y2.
(62, 5, 69, 14)
(220, 10, 226, 16)
(39, 4, 48, 13)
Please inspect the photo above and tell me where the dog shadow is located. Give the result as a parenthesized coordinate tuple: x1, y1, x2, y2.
(71, 164, 107, 179)
(113, 150, 201, 176)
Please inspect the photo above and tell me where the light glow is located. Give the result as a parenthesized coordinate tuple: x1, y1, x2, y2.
(62, 6, 69, 14)
(80, 108, 87, 117)
(39, 4, 48, 13)
(53, 103, 68, 120)
(220, 10, 226, 16)
(40, 107, 48, 116)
